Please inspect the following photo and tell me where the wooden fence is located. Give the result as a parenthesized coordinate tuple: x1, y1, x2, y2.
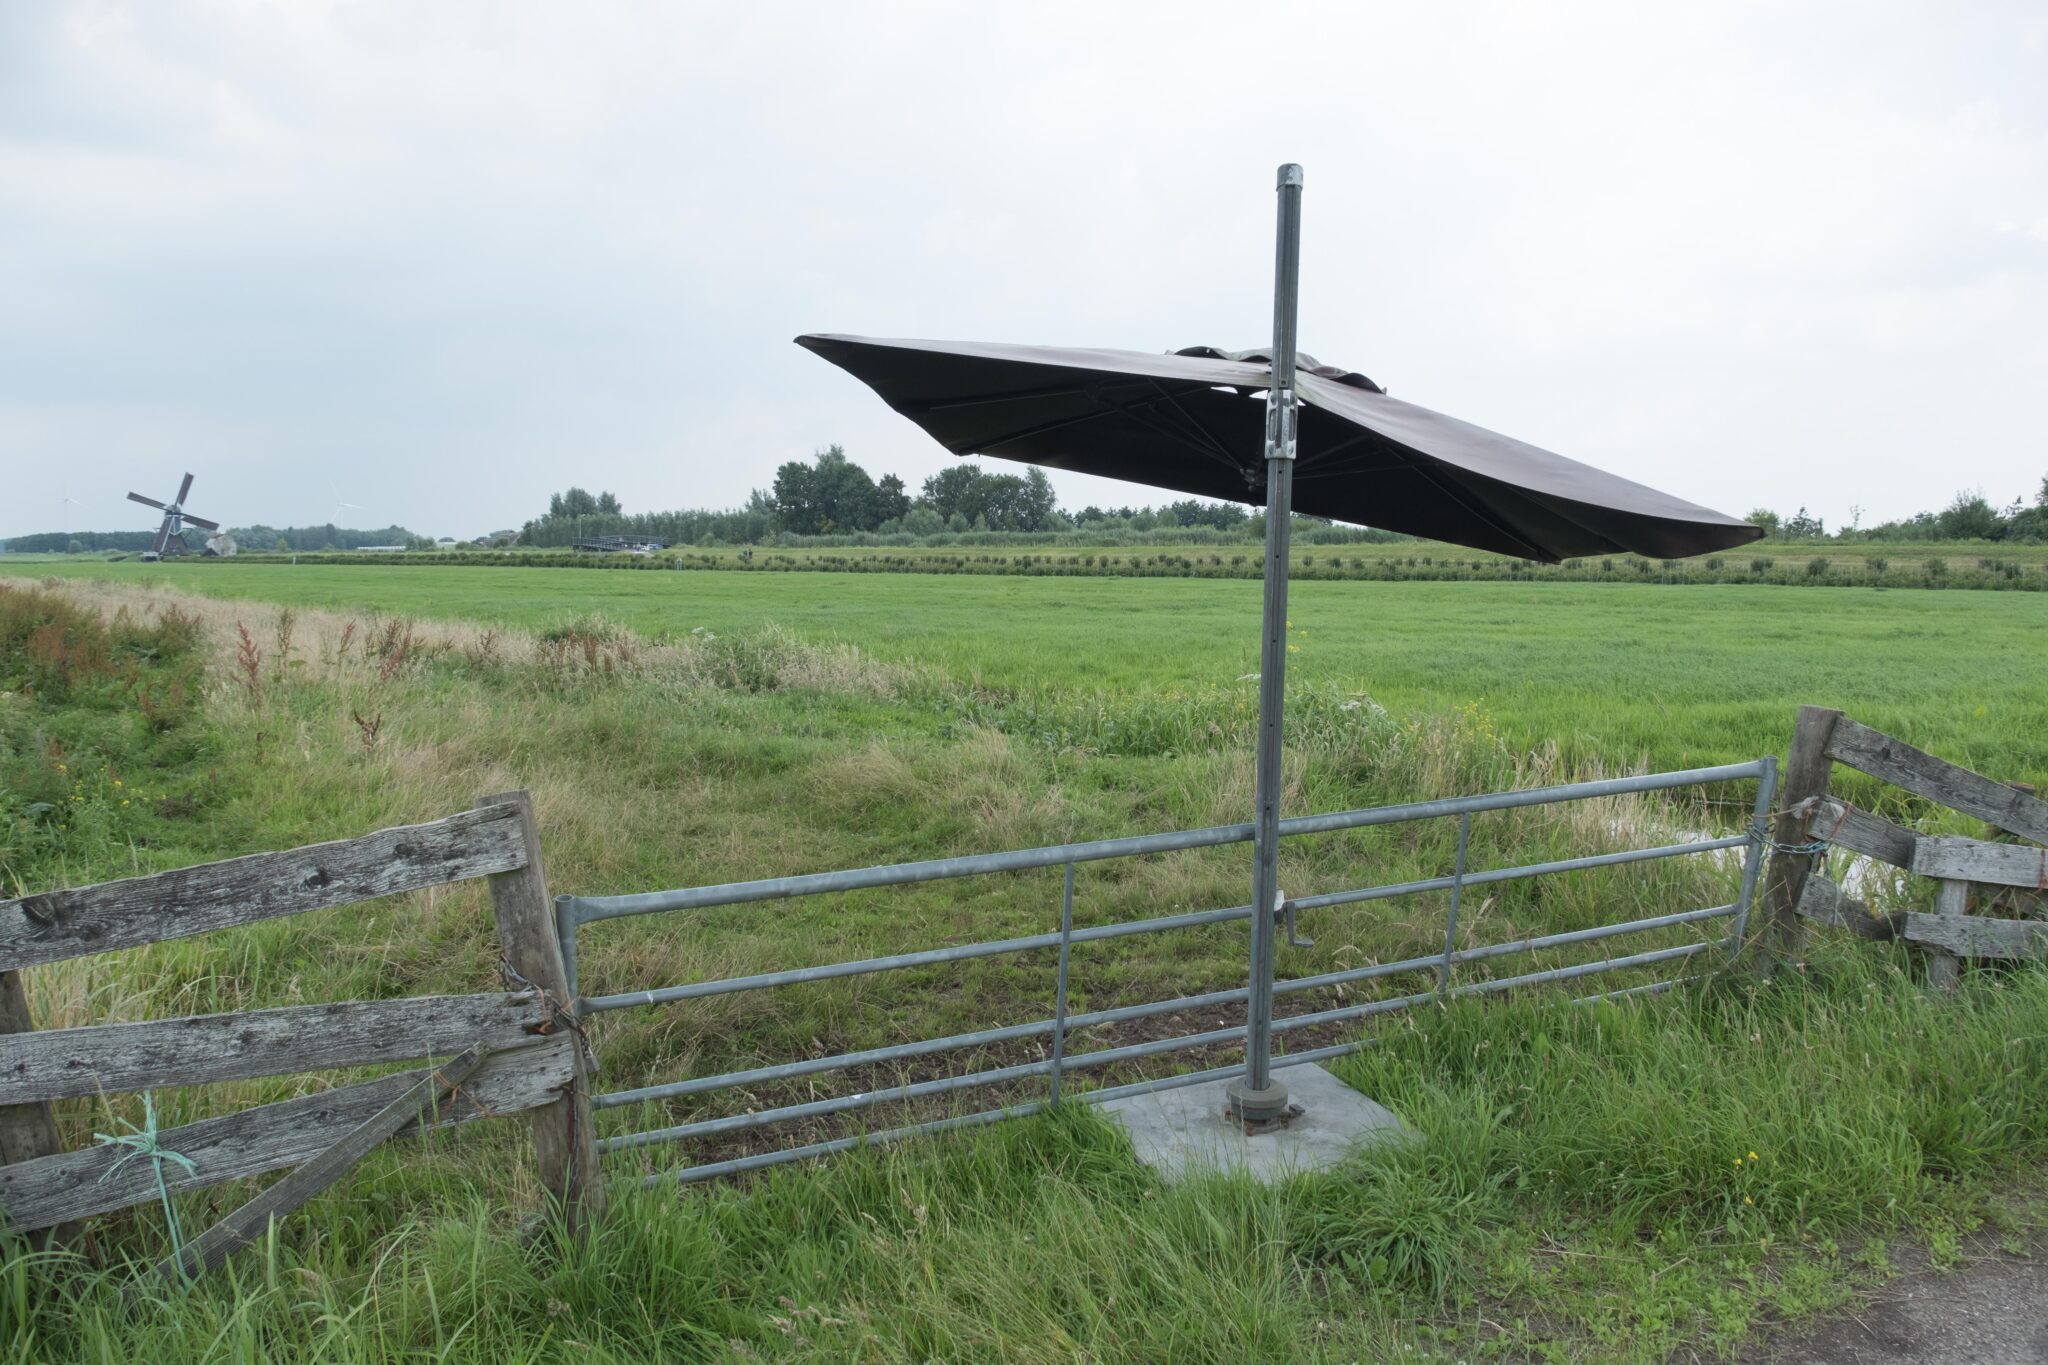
(1761, 706, 2048, 982)
(0, 790, 602, 1278)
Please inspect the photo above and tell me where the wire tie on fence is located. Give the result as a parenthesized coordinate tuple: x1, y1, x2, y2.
(429, 1063, 497, 1121)
(500, 958, 598, 1072)
(1745, 816, 1830, 857)
(94, 1091, 199, 1280)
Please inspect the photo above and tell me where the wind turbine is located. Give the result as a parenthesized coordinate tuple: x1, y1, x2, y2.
(60, 491, 83, 547)
(329, 480, 366, 523)
(327, 483, 367, 550)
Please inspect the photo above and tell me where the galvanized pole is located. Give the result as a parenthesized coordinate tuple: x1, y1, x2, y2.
(1225, 163, 1303, 1126)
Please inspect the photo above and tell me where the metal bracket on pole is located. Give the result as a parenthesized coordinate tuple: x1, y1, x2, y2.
(1264, 387, 1299, 461)
(1279, 889, 1313, 948)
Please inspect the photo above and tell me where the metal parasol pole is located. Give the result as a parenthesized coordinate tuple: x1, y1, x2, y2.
(1226, 162, 1303, 1126)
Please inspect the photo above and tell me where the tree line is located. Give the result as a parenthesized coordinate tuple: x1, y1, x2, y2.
(516, 446, 1256, 548)
(13, 459, 2040, 554)
(2, 523, 423, 554)
(1746, 478, 2047, 544)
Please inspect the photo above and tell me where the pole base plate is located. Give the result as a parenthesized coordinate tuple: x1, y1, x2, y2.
(1223, 1079, 1292, 1125)
(1102, 1065, 1405, 1182)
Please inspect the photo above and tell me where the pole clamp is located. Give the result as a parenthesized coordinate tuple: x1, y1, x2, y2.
(1264, 387, 1299, 461)
(1275, 888, 1313, 948)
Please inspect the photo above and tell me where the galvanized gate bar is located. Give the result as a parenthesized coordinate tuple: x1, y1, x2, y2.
(563, 761, 1769, 925)
(595, 983, 1254, 1111)
(1438, 812, 1472, 997)
(1727, 756, 1782, 948)
(598, 918, 1738, 1158)
(567, 758, 1779, 1182)
(577, 901, 1258, 1016)
(591, 899, 1739, 1112)
(637, 948, 1717, 1188)
(577, 833, 1751, 1018)
(1286, 833, 1753, 913)
(1050, 862, 1076, 1104)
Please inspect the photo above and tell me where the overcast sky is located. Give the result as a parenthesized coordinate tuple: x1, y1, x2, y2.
(3, 1, 2044, 541)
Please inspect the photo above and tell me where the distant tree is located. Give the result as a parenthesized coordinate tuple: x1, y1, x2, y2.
(772, 445, 879, 534)
(66, 539, 83, 554)
(1159, 497, 1249, 531)
(548, 488, 606, 518)
(919, 465, 985, 524)
(874, 473, 911, 526)
(1936, 490, 1999, 541)
(918, 463, 1060, 530)
(1017, 467, 1059, 531)
(1743, 508, 1781, 538)
(275, 536, 290, 552)
(1782, 506, 1825, 539)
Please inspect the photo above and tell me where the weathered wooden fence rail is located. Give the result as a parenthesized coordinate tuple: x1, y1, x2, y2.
(0, 790, 601, 1272)
(1765, 706, 2047, 983)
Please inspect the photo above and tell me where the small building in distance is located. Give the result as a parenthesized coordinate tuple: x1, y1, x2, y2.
(573, 535, 666, 554)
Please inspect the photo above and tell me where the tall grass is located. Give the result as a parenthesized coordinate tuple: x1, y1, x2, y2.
(11, 562, 2044, 791)
(7, 952, 2047, 1362)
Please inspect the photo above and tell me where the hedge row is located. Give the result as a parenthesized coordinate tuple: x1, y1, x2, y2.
(193, 549, 2048, 591)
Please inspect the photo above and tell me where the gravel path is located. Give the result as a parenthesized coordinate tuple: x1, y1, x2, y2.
(1735, 1246, 2048, 1364)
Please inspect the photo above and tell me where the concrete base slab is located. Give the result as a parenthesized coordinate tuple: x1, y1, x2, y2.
(1100, 1064, 1406, 1182)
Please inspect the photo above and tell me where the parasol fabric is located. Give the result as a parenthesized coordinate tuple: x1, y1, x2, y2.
(795, 334, 1760, 563)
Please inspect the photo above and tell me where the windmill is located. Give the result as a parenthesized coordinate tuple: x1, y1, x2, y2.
(128, 473, 224, 560)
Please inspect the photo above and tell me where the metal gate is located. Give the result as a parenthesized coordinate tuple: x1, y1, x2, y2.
(558, 757, 1778, 1184)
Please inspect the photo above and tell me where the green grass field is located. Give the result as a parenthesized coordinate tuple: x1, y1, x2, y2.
(12, 559, 2046, 785)
(4, 564, 2047, 1363)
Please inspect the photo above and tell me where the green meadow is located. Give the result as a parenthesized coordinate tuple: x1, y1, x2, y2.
(3, 563, 2046, 1363)
(11, 559, 2046, 784)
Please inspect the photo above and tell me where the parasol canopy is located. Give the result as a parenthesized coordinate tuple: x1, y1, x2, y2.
(794, 334, 1760, 562)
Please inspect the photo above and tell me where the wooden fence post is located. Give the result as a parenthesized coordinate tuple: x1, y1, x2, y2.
(1754, 705, 1843, 969)
(0, 969, 71, 1248)
(478, 791, 604, 1236)
(1924, 879, 1968, 992)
